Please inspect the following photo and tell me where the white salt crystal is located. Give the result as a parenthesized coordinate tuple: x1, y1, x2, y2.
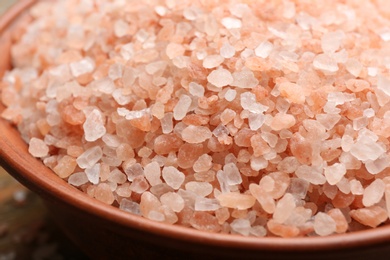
(314, 212, 336, 236)
(248, 113, 265, 130)
(68, 172, 89, 187)
(250, 156, 268, 171)
(350, 135, 385, 161)
(102, 134, 121, 148)
(255, 41, 273, 59)
(223, 163, 242, 186)
(207, 68, 233, 88)
(365, 155, 390, 175)
(379, 27, 390, 41)
(363, 179, 385, 207)
(221, 17, 242, 29)
(85, 163, 100, 185)
(154, 5, 167, 16)
(148, 211, 165, 222)
(183, 6, 199, 20)
(162, 166, 185, 190)
(189, 82, 205, 97)
(316, 114, 341, 130)
(217, 170, 230, 193)
(224, 89, 237, 101)
(295, 165, 326, 185)
(145, 61, 167, 75)
(283, 0, 296, 19)
(220, 42, 235, 58)
(173, 94, 192, 120)
(117, 107, 150, 120)
(108, 63, 123, 80)
(327, 92, 355, 105)
(182, 125, 212, 143)
(321, 30, 345, 53)
(93, 78, 116, 94)
(240, 48, 254, 59)
(120, 43, 134, 60)
(229, 3, 250, 18)
(113, 89, 132, 106)
(160, 192, 185, 212)
(124, 163, 144, 181)
(231, 70, 259, 89)
(377, 75, 390, 97)
(160, 112, 173, 134)
(195, 197, 221, 211)
(240, 92, 268, 114)
(363, 108, 375, 118)
(324, 163, 346, 185)
(28, 138, 49, 158)
(144, 161, 162, 186)
(70, 58, 95, 77)
(76, 146, 103, 169)
(313, 54, 338, 73)
(353, 117, 368, 130)
(367, 67, 378, 77)
(341, 135, 354, 152)
(114, 19, 129, 37)
(120, 199, 141, 215)
(203, 55, 224, 69)
(83, 109, 106, 142)
(345, 58, 363, 77)
(350, 179, 364, 195)
(230, 219, 251, 236)
(273, 193, 296, 224)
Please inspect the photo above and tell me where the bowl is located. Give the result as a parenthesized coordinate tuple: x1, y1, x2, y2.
(1, 1, 390, 259)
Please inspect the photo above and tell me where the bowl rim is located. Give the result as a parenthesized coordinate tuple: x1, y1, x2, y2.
(1, 0, 390, 253)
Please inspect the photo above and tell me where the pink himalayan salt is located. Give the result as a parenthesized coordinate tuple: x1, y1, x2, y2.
(267, 219, 300, 238)
(362, 179, 385, 207)
(278, 82, 305, 104)
(162, 166, 185, 190)
(350, 206, 388, 228)
(327, 208, 348, 234)
(94, 183, 115, 205)
(270, 113, 296, 131)
(207, 68, 233, 88)
(181, 125, 212, 143)
(160, 192, 185, 212)
(217, 192, 256, 210)
(28, 138, 49, 158)
(314, 212, 336, 236)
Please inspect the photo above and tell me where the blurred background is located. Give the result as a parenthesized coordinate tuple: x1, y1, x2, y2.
(0, 1, 87, 259)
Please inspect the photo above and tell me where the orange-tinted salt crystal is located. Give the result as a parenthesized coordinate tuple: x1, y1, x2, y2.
(129, 115, 151, 132)
(217, 192, 256, 210)
(215, 207, 230, 225)
(332, 191, 355, 208)
(53, 155, 77, 178)
(270, 113, 296, 131)
(177, 143, 204, 169)
(116, 183, 132, 197)
(327, 208, 348, 233)
(62, 105, 86, 125)
(289, 133, 313, 165)
(245, 56, 271, 72)
(350, 206, 388, 228)
(234, 129, 256, 147)
(67, 145, 84, 157)
(94, 183, 115, 205)
(182, 114, 209, 126)
(267, 219, 300, 238)
(250, 134, 270, 157)
(189, 212, 221, 233)
(36, 118, 51, 136)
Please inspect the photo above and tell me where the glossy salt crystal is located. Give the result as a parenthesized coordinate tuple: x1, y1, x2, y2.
(195, 197, 221, 211)
(68, 171, 89, 187)
(85, 163, 100, 184)
(70, 58, 95, 77)
(221, 17, 242, 29)
(173, 95, 192, 120)
(255, 41, 273, 59)
(162, 166, 185, 190)
(324, 163, 346, 185)
(181, 125, 212, 143)
(220, 42, 235, 58)
(223, 163, 242, 185)
(76, 146, 102, 169)
(363, 179, 385, 207)
(314, 212, 336, 236)
(230, 219, 251, 236)
(160, 192, 185, 212)
(232, 70, 259, 89)
(144, 161, 162, 186)
(83, 109, 106, 142)
(203, 55, 224, 69)
(120, 199, 141, 215)
(28, 138, 49, 158)
(313, 54, 338, 73)
(207, 68, 233, 88)
(189, 82, 205, 97)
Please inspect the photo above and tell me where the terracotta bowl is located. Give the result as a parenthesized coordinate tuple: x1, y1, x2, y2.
(1, 1, 390, 259)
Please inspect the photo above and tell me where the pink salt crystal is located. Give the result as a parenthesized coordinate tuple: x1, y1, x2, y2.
(249, 184, 275, 214)
(255, 41, 273, 59)
(350, 135, 385, 161)
(362, 179, 385, 207)
(232, 70, 259, 89)
(313, 54, 338, 73)
(289, 133, 313, 165)
(321, 30, 344, 54)
(114, 19, 130, 37)
(327, 208, 348, 234)
(185, 181, 213, 197)
(277, 157, 300, 173)
(144, 161, 162, 186)
(250, 156, 268, 171)
(230, 219, 251, 236)
(130, 176, 149, 194)
(350, 206, 388, 228)
(203, 55, 224, 69)
(154, 133, 182, 155)
(324, 163, 346, 185)
(76, 146, 102, 169)
(181, 125, 212, 144)
(189, 212, 221, 233)
(173, 95, 192, 120)
(160, 192, 185, 213)
(85, 164, 100, 184)
(220, 42, 235, 58)
(140, 192, 162, 217)
(220, 109, 236, 125)
(267, 219, 300, 238)
(273, 193, 296, 224)
(160, 113, 174, 134)
(217, 192, 256, 210)
(221, 17, 242, 29)
(28, 138, 49, 158)
(365, 155, 390, 175)
(68, 172, 89, 187)
(54, 156, 77, 178)
(278, 82, 305, 104)
(195, 197, 221, 211)
(108, 168, 127, 184)
(166, 43, 185, 59)
(223, 163, 242, 185)
(177, 143, 204, 169)
(116, 183, 132, 198)
(189, 82, 205, 97)
(240, 92, 268, 113)
(94, 183, 115, 205)
(314, 212, 336, 236)
(207, 68, 233, 88)
(295, 165, 326, 185)
(119, 199, 141, 215)
(270, 113, 296, 131)
(83, 109, 106, 142)
(193, 154, 213, 172)
(162, 166, 185, 190)
(224, 89, 237, 101)
(70, 58, 95, 77)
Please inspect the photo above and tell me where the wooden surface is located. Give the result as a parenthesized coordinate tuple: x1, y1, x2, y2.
(0, 1, 87, 259)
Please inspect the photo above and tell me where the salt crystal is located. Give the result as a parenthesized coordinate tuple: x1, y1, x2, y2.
(160, 192, 185, 212)
(324, 163, 346, 185)
(217, 192, 256, 210)
(321, 30, 344, 53)
(350, 179, 364, 195)
(108, 63, 123, 80)
(160, 112, 173, 134)
(232, 70, 259, 89)
(278, 82, 305, 104)
(345, 58, 363, 77)
(85, 163, 100, 184)
(185, 181, 213, 197)
(224, 89, 237, 101)
(70, 58, 95, 77)
(162, 166, 185, 190)
(223, 163, 242, 186)
(154, 5, 167, 16)
(181, 125, 212, 143)
(250, 156, 268, 171)
(270, 113, 296, 131)
(189, 82, 205, 97)
(76, 146, 102, 169)
(94, 183, 115, 204)
(316, 114, 341, 130)
(350, 206, 388, 228)
(327, 92, 356, 105)
(273, 193, 296, 224)
(195, 197, 221, 211)
(120, 199, 141, 215)
(379, 27, 390, 41)
(240, 92, 268, 113)
(314, 212, 336, 236)
(229, 3, 250, 18)
(120, 43, 134, 60)
(220, 42, 235, 58)
(377, 75, 390, 97)
(365, 155, 390, 175)
(124, 163, 144, 181)
(255, 41, 273, 59)
(207, 68, 233, 88)
(189, 212, 221, 232)
(83, 109, 106, 142)
(313, 54, 338, 73)
(144, 161, 162, 186)
(221, 17, 242, 29)
(166, 43, 185, 59)
(203, 55, 224, 69)
(230, 219, 251, 236)
(193, 154, 213, 172)
(28, 138, 49, 158)
(350, 135, 385, 161)
(295, 165, 326, 185)
(248, 113, 265, 130)
(173, 95, 192, 120)
(363, 179, 385, 207)
(363, 108, 375, 118)
(288, 178, 309, 199)
(68, 171, 88, 187)
(114, 19, 129, 37)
